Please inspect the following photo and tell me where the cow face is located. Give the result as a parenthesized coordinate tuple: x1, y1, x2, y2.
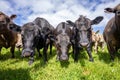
(21, 22, 40, 57)
(104, 4, 120, 16)
(0, 12, 9, 31)
(67, 15, 103, 47)
(0, 12, 19, 32)
(55, 34, 71, 61)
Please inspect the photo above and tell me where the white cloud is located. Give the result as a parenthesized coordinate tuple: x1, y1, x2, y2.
(0, 0, 119, 33)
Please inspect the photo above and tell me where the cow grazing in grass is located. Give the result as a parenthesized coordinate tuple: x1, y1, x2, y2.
(0, 11, 20, 58)
(92, 30, 105, 53)
(9, 17, 54, 65)
(67, 15, 103, 62)
(103, 4, 120, 61)
(54, 22, 72, 61)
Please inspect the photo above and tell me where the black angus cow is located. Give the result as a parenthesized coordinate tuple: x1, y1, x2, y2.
(0, 11, 20, 58)
(103, 4, 120, 61)
(10, 17, 54, 65)
(67, 15, 103, 62)
(54, 22, 72, 61)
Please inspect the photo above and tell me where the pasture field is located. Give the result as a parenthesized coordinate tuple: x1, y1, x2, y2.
(0, 47, 120, 80)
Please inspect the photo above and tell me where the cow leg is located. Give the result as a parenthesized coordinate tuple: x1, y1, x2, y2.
(94, 42, 98, 53)
(74, 45, 79, 62)
(49, 41, 53, 55)
(0, 47, 2, 55)
(56, 50, 60, 61)
(29, 54, 34, 65)
(43, 40, 48, 63)
(37, 48, 42, 57)
(10, 45, 15, 58)
(101, 42, 105, 52)
(107, 43, 115, 61)
(86, 45, 94, 62)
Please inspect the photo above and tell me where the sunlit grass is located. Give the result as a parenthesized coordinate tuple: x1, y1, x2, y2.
(0, 47, 120, 80)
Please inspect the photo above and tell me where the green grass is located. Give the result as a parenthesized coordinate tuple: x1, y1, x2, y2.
(0, 47, 120, 80)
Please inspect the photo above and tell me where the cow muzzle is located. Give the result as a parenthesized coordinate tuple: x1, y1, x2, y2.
(60, 54, 68, 61)
(21, 49, 34, 57)
(80, 42, 89, 47)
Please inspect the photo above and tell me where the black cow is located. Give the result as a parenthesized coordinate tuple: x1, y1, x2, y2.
(67, 15, 103, 62)
(103, 4, 120, 61)
(10, 17, 54, 65)
(54, 22, 72, 61)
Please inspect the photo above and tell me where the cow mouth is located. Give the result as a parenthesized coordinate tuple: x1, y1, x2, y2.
(21, 49, 33, 57)
(80, 42, 89, 47)
(22, 52, 31, 57)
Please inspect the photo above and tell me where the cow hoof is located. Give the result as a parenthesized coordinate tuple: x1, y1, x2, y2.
(56, 56, 60, 61)
(110, 57, 114, 62)
(38, 54, 42, 57)
(89, 59, 94, 62)
(28, 60, 34, 65)
(74, 60, 78, 63)
(110, 59, 114, 62)
(11, 56, 15, 58)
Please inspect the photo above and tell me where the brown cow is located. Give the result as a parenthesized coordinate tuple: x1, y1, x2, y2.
(0, 11, 20, 58)
(16, 33, 22, 52)
(92, 30, 105, 53)
(103, 4, 120, 61)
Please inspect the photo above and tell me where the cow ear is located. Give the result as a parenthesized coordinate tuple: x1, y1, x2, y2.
(10, 14, 17, 20)
(66, 20, 75, 27)
(104, 8, 115, 13)
(91, 16, 103, 25)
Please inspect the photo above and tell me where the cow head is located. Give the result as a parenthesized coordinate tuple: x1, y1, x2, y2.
(104, 4, 120, 16)
(10, 22, 41, 57)
(67, 15, 103, 47)
(0, 12, 20, 32)
(55, 33, 71, 61)
(21, 22, 41, 57)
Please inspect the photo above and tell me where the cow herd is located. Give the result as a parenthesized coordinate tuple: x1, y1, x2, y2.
(0, 4, 120, 65)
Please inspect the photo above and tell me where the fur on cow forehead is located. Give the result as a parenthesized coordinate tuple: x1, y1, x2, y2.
(0, 12, 5, 15)
(22, 22, 40, 31)
(77, 15, 90, 21)
(57, 34, 70, 41)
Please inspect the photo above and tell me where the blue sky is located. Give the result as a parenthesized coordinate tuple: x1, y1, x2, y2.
(0, 0, 119, 33)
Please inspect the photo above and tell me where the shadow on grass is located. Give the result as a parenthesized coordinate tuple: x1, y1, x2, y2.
(31, 49, 57, 70)
(60, 61, 70, 68)
(0, 50, 21, 61)
(70, 49, 87, 67)
(0, 68, 31, 80)
(97, 51, 111, 64)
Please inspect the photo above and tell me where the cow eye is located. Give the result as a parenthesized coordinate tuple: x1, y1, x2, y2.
(56, 43, 60, 47)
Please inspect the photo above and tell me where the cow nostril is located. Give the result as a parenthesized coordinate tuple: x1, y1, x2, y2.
(60, 54, 68, 61)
